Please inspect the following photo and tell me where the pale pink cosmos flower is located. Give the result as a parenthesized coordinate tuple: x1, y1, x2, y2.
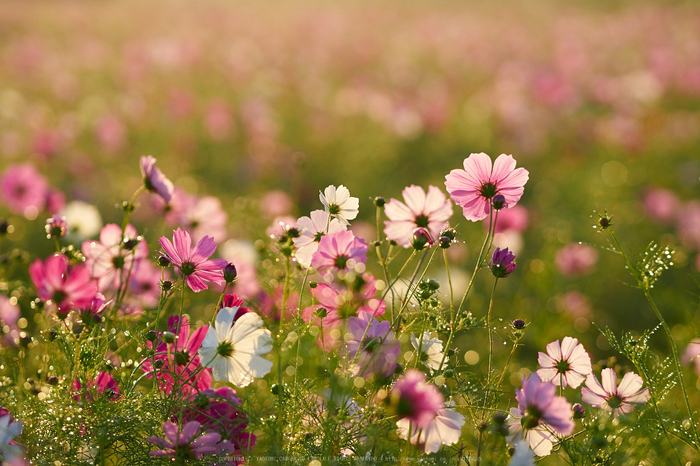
(537, 336, 592, 388)
(320, 185, 359, 225)
(396, 401, 465, 453)
(683, 339, 700, 377)
(507, 374, 574, 457)
(0, 163, 48, 215)
(390, 369, 444, 431)
(488, 205, 529, 234)
(294, 210, 346, 268)
(183, 195, 228, 243)
(581, 368, 650, 418)
(311, 230, 368, 274)
(555, 243, 598, 277)
(384, 185, 453, 248)
(82, 224, 148, 292)
(643, 188, 679, 224)
(147, 421, 236, 459)
(445, 153, 529, 222)
(159, 228, 227, 293)
(260, 190, 294, 218)
(140, 155, 174, 203)
(29, 254, 98, 316)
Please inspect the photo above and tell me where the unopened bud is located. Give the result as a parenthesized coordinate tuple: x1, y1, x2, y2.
(223, 263, 238, 283)
(374, 197, 386, 208)
(157, 255, 171, 267)
(492, 194, 506, 210)
(162, 332, 177, 344)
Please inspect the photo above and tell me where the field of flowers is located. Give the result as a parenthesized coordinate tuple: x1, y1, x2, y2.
(1, 0, 700, 464)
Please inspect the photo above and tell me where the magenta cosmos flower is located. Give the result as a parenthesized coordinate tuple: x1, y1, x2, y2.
(29, 254, 98, 316)
(384, 185, 453, 248)
(581, 368, 650, 418)
(507, 374, 574, 457)
(159, 228, 227, 292)
(0, 163, 49, 215)
(390, 369, 444, 431)
(147, 420, 235, 460)
(140, 155, 174, 203)
(445, 153, 529, 222)
(489, 247, 516, 278)
(311, 230, 368, 274)
(537, 336, 592, 389)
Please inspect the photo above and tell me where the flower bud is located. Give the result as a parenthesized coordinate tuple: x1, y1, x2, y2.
(162, 332, 177, 344)
(287, 228, 300, 239)
(438, 236, 452, 249)
(599, 217, 611, 229)
(45, 215, 68, 239)
(153, 359, 165, 369)
(492, 194, 506, 210)
(412, 228, 433, 250)
(157, 255, 171, 267)
(309, 281, 318, 289)
(223, 263, 238, 283)
(48, 376, 59, 386)
(123, 237, 141, 250)
(573, 403, 585, 419)
(512, 319, 526, 330)
(374, 197, 386, 207)
(427, 279, 440, 291)
(144, 330, 157, 342)
(0, 219, 8, 235)
(160, 280, 173, 291)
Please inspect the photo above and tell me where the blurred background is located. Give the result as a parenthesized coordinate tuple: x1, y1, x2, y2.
(1, 0, 700, 391)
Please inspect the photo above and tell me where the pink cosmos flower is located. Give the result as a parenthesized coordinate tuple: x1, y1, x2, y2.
(384, 185, 453, 248)
(643, 188, 679, 224)
(390, 370, 444, 431)
(507, 374, 574, 457)
(346, 312, 399, 377)
(159, 228, 227, 293)
(445, 153, 529, 222)
(147, 421, 236, 459)
(140, 155, 174, 203)
(488, 205, 529, 234)
(260, 190, 294, 219)
(294, 210, 346, 268)
(142, 316, 212, 396)
(683, 339, 700, 377)
(537, 336, 592, 388)
(82, 224, 148, 292)
(183, 195, 229, 243)
(581, 368, 651, 418)
(182, 387, 256, 457)
(0, 163, 48, 215)
(29, 254, 98, 316)
(129, 259, 167, 309)
(311, 230, 368, 274)
(555, 243, 598, 277)
(73, 371, 120, 402)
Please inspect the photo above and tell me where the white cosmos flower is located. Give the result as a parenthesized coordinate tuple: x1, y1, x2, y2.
(320, 185, 359, 225)
(198, 306, 273, 387)
(410, 332, 446, 371)
(396, 401, 465, 453)
(509, 442, 535, 466)
(293, 209, 346, 268)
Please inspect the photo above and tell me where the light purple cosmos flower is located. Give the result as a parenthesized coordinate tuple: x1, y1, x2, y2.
(346, 312, 399, 377)
(537, 337, 592, 389)
(140, 155, 174, 203)
(0, 163, 48, 215)
(311, 230, 368, 274)
(147, 420, 235, 460)
(159, 228, 227, 293)
(384, 185, 453, 248)
(507, 374, 574, 457)
(29, 254, 98, 316)
(581, 368, 651, 418)
(390, 369, 444, 431)
(445, 153, 529, 222)
(489, 247, 516, 278)
(0, 408, 23, 461)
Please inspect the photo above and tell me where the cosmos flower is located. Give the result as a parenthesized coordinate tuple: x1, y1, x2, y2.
(198, 306, 273, 387)
(506, 374, 574, 457)
(489, 247, 516, 278)
(0, 163, 48, 216)
(346, 312, 399, 378)
(311, 230, 368, 274)
(293, 209, 346, 268)
(390, 370, 444, 431)
(29, 254, 98, 316)
(147, 421, 235, 460)
(384, 185, 452, 248)
(0, 408, 23, 461)
(537, 336, 592, 389)
(555, 243, 598, 277)
(445, 153, 529, 222)
(410, 332, 447, 371)
(396, 401, 465, 453)
(159, 228, 227, 293)
(82, 224, 148, 292)
(140, 155, 174, 203)
(581, 368, 650, 418)
(320, 185, 359, 225)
